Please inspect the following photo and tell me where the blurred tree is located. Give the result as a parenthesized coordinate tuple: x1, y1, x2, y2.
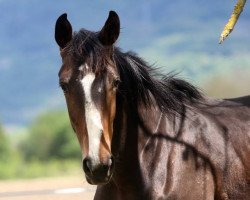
(20, 111, 81, 161)
(0, 123, 11, 161)
(203, 70, 250, 98)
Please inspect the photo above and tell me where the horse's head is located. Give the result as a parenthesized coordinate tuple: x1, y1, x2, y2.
(54, 11, 120, 185)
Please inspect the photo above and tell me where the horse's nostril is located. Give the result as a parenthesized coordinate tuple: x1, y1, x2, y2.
(83, 158, 92, 174)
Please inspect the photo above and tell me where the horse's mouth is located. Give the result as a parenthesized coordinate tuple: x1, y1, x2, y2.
(83, 157, 115, 185)
(85, 173, 113, 185)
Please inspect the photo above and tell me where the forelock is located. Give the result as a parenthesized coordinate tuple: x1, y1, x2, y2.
(66, 29, 110, 74)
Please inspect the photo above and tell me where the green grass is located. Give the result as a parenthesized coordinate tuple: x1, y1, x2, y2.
(0, 158, 81, 180)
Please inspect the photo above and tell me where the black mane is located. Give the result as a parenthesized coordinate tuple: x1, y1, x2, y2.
(114, 50, 203, 114)
(67, 29, 203, 114)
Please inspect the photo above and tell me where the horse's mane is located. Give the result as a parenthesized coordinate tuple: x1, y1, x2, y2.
(114, 50, 203, 114)
(67, 29, 203, 114)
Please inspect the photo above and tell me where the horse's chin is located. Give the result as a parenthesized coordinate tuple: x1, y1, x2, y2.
(85, 174, 112, 185)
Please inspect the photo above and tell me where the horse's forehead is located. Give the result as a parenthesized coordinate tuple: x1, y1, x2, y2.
(79, 63, 92, 74)
(59, 61, 89, 79)
(80, 65, 102, 94)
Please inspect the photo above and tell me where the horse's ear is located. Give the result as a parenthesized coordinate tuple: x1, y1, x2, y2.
(98, 11, 120, 46)
(55, 13, 72, 49)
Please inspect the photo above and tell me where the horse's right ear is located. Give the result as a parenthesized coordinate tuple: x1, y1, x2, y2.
(55, 13, 72, 49)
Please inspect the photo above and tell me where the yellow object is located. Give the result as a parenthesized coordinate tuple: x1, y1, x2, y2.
(219, 0, 246, 44)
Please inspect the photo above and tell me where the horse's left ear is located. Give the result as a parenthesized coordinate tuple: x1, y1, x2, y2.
(55, 13, 72, 49)
(98, 11, 120, 46)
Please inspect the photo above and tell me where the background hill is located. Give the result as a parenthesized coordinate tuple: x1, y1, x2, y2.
(0, 0, 250, 127)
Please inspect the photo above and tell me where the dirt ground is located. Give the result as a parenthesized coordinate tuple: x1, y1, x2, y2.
(0, 176, 96, 200)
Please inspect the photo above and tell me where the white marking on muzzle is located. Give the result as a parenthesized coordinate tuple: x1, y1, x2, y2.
(81, 72, 103, 165)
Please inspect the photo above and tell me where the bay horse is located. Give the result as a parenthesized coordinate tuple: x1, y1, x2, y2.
(54, 11, 250, 200)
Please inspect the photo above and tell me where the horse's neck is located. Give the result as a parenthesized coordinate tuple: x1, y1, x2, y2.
(110, 101, 181, 194)
(112, 99, 180, 153)
(114, 102, 171, 154)
(112, 101, 142, 159)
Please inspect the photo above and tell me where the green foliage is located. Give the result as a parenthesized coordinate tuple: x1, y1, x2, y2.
(20, 110, 81, 161)
(0, 111, 83, 180)
(0, 124, 11, 161)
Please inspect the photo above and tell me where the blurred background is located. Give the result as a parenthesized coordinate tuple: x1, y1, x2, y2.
(0, 0, 249, 198)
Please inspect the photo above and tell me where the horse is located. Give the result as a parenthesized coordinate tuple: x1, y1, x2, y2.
(54, 11, 250, 200)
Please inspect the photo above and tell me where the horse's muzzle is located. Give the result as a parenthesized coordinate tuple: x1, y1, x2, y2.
(82, 156, 114, 185)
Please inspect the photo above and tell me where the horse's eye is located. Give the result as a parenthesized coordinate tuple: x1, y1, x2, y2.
(113, 79, 120, 88)
(59, 82, 69, 93)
